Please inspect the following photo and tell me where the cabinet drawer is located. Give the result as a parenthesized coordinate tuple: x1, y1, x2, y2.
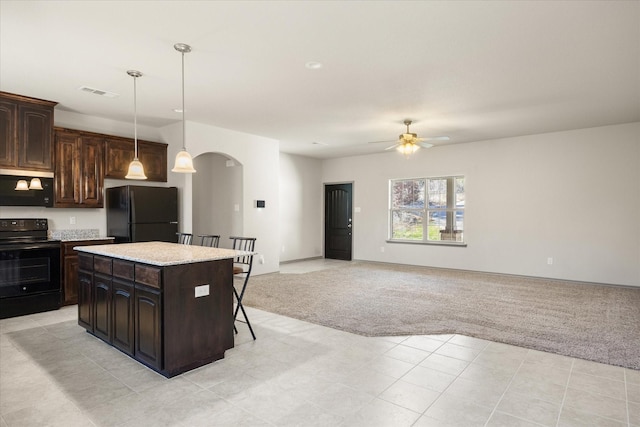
(78, 254, 93, 271)
(94, 256, 112, 275)
(113, 260, 134, 280)
(135, 264, 162, 289)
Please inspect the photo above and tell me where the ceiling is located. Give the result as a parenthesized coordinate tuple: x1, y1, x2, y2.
(1, 1, 638, 159)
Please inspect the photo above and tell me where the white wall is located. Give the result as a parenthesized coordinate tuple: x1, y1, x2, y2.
(278, 153, 323, 262)
(4, 108, 636, 286)
(321, 122, 640, 287)
(192, 153, 243, 245)
(162, 121, 280, 275)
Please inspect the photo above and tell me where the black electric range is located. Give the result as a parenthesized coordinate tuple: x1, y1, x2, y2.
(0, 219, 61, 319)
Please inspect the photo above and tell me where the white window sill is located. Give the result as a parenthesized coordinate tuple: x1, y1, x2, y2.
(386, 239, 467, 247)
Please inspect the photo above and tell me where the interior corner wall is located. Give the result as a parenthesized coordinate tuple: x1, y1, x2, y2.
(321, 122, 640, 287)
(278, 153, 323, 262)
(163, 121, 280, 276)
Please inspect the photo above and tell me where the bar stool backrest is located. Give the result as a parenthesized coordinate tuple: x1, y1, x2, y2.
(176, 232, 193, 245)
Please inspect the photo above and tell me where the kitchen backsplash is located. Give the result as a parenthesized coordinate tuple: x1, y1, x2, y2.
(49, 229, 100, 240)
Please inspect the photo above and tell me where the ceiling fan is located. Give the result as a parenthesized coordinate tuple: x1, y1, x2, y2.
(369, 119, 449, 156)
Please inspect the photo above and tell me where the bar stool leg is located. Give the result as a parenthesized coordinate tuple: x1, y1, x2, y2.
(233, 277, 256, 340)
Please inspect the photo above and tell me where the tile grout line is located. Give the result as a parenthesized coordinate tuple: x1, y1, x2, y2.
(481, 349, 529, 427)
(625, 369, 631, 427)
(412, 334, 489, 425)
(410, 334, 459, 425)
(554, 357, 574, 427)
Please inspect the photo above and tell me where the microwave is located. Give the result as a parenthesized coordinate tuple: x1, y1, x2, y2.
(0, 175, 54, 207)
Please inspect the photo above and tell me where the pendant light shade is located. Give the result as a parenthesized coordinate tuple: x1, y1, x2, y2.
(125, 70, 147, 180)
(172, 43, 196, 173)
(173, 150, 195, 172)
(125, 158, 146, 179)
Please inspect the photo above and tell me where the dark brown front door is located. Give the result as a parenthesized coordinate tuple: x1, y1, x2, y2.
(324, 183, 352, 260)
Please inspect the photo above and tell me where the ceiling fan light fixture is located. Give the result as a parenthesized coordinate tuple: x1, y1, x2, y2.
(396, 141, 420, 157)
(172, 42, 196, 174)
(125, 70, 147, 180)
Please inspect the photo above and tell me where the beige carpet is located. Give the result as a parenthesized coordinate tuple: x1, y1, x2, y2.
(243, 261, 640, 370)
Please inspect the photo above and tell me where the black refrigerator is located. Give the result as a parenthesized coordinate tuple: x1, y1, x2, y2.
(106, 186, 179, 243)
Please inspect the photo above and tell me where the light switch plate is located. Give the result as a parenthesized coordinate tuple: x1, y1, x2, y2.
(195, 284, 210, 298)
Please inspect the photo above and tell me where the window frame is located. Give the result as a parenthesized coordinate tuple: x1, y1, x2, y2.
(388, 175, 466, 246)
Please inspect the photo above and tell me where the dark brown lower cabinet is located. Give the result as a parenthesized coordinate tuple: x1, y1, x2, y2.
(134, 285, 162, 369)
(93, 273, 112, 343)
(77, 270, 93, 331)
(77, 253, 233, 377)
(112, 279, 134, 356)
(61, 239, 114, 306)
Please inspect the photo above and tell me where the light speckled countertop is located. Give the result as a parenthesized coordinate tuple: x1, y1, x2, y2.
(62, 236, 114, 242)
(49, 229, 113, 242)
(74, 241, 252, 266)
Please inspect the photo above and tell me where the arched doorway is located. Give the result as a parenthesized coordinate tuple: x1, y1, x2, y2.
(192, 153, 243, 249)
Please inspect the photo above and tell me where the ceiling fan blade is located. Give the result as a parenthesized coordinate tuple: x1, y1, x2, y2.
(418, 142, 434, 149)
(384, 144, 399, 150)
(368, 139, 397, 144)
(421, 136, 450, 142)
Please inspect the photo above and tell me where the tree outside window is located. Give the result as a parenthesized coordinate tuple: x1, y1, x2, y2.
(390, 176, 464, 243)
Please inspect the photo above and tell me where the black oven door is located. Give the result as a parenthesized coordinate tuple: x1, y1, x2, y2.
(0, 243, 61, 299)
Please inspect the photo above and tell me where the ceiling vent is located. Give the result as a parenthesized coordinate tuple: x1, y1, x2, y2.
(78, 86, 119, 98)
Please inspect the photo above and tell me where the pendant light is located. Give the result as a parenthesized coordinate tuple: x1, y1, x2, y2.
(172, 43, 196, 173)
(125, 70, 147, 180)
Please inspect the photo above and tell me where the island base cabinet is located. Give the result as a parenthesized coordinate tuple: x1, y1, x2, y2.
(93, 273, 112, 343)
(112, 279, 134, 356)
(76, 253, 234, 378)
(77, 269, 93, 331)
(162, 259, 233, 376)
(134, 285, 162, 370)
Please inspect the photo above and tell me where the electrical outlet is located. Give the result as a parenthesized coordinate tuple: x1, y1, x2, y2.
(380, 246, 385, 253)
(69, 216, 76, 225)
(547, 257, 553, 265)
(259, 255, 265, 264)
(194, 284, 210, 298)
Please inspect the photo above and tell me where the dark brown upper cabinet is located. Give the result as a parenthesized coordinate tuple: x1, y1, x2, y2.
(105, 137, 168, 182)
(54, 128, 104, 208)
(0, 92, 57, 172)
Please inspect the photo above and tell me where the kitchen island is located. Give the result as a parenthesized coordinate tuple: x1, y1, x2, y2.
(75, 241, 248, 377)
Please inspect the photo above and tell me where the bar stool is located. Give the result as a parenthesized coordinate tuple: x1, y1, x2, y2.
(230, 236, 257, 340)
(176, 232, 193, 245)
(198, 234, 220, 247)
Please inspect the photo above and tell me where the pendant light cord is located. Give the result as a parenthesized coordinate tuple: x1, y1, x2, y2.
(133, 75, 139, 159)
(181, 50, 186, 151)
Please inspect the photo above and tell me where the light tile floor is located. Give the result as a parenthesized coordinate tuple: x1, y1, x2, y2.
(1, 261, 638, 427)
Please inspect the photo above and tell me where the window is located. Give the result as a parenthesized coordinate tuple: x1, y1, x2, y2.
(390, 176, 465, 243)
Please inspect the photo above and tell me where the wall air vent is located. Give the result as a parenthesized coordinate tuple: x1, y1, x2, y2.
(78, 86, 119, 98)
